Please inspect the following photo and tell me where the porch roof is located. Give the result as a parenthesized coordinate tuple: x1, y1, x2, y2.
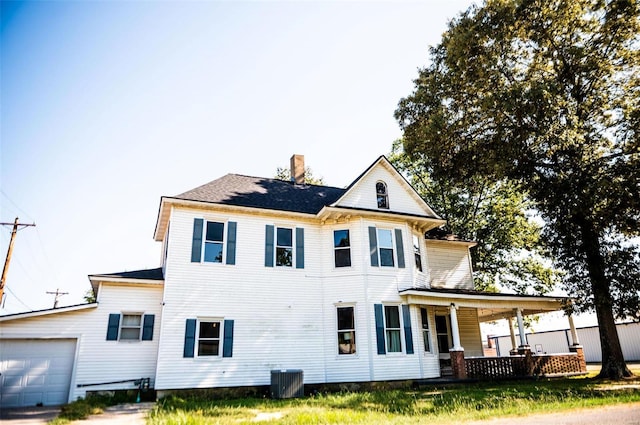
(399, 287, 568, 322)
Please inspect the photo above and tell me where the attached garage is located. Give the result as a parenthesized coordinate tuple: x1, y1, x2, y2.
(0, 339, 77, 407)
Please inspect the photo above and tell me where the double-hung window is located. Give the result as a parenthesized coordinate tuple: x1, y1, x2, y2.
(265, 225, 304, 269)
(384, 305, 402, 353)
(368, 227, 405, 268)
(106, 313, 155, 341)
(337, 306, 356, 355)
(334, 230, 351, 268)
(420, 308, 432, 353)
(197, 320, 222, 356)
(190, 218, 237, 265)
(413, 234, 423, 272)
(378, 229, 395, 267)
(374, 304, 414, 355)
(204, 222, 224, 263)
(120, 314, 143, 340)
(276, 227, 293, 267)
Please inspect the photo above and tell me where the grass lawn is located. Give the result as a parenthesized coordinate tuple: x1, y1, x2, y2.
(146, 368, 640, 425)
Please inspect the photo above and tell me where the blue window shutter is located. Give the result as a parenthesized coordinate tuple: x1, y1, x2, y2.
(265, 225, 274, 267)
(374, 304, 386, 355)
(142, 314, 155, 341)
(106, 314, 120, 341)
(395, 229, 405, 268)
(402, 305, 414, 354)
(191, 218, 204, 263)
(226, 221, 237, 265)
(368, 227, 379, 267)
(184, 319, 196, 358)
(223, 319, 234, 358)
(296, 228, 304, 269)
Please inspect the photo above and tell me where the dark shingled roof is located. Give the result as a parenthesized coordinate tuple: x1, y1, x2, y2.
(172, 174, 347, 215)
(91, 267, 164, 281)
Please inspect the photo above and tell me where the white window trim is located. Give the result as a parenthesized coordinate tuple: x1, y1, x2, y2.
(196, 318, 224, 359)
(274, 226, 295, 267)
(335, 303, 358, 358)
(420, 307, 434, 355)
(413, 233, 424, 273)
(201, 220, 227, 264)
(119, 312, 143, 342)
(333, 229, 352, 269)
(377, 228, 396, 268)
(382, 303, 404, 355)
(376, 181, 390, 209)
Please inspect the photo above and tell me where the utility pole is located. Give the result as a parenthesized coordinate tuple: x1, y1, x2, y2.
(46, 288, 69, 308)
(1, 217, 36, 304)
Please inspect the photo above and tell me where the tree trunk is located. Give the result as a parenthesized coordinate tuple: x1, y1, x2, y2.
(579, 217, 633, 379)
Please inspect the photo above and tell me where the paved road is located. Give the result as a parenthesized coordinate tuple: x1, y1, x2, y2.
(465, 402, 640, 425)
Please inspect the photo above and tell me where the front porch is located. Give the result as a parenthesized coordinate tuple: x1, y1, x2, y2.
(402, 287, 588, 380)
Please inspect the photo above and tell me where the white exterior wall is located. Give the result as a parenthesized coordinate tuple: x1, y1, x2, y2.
(337, 165, 434, 217)
(425, 242, 473, 290)
(154, 207, 454, 390)
(0, 284, 163, 401)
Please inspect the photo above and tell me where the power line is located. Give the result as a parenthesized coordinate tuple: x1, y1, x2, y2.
(4, 286, 32, 311)
(0, 190, 34, 222)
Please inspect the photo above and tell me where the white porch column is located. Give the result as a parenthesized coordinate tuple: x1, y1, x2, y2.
(449, 303, 463, 350)
(516, 308, 527, 347)
(568, 314, 580, 345)
(507, 317, 517, 351)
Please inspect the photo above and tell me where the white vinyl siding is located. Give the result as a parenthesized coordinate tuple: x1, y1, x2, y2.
(0, 284, 163, 402)
(426, 241, 474, 290)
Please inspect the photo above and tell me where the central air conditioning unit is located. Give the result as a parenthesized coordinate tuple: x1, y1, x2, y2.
(270, 369, 304, 399)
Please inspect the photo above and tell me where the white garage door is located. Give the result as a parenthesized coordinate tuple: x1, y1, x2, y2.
(0, 339, 76, 407)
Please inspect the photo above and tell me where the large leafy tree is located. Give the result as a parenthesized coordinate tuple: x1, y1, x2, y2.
(389, 141, 558, 295)
(396, 0, 639, 379)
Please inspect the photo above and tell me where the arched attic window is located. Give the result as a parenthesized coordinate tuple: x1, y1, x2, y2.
(376, 181, 389, 209)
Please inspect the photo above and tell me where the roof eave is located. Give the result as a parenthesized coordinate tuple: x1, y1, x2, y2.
(0, 303, 98, 322)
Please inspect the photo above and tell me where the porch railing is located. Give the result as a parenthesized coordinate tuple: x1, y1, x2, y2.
(464, 351, 585, 380)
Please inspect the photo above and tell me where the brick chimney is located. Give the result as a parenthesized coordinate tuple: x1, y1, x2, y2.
(290, 154, 305, 185)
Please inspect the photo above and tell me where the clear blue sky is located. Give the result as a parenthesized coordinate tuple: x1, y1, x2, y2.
(2, 0, 481, 313)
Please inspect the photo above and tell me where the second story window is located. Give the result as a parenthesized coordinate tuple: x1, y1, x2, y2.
(413, 234, 423, 272)
(276, 227, 293, 267)
(376, 181, 389, 209)
(204, 222, 225, 263)
(377, 229, 395, 267)
(334, 230, 351, 268)
(190, 218, 237, 265)
(265, 225, 305, 269)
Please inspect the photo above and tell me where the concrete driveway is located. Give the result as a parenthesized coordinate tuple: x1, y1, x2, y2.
(0, 406, 61, 424)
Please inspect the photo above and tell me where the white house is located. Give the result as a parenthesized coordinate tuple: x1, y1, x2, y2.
(0, 155, 572, 407)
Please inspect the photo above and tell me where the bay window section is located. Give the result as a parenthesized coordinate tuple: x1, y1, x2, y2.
(378, 229, 395, 267)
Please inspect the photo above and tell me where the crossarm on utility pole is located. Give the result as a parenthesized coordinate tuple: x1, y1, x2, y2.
(1, 217, 36, 304)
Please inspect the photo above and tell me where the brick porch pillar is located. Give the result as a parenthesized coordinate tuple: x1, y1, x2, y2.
(450, 349, 467, 379)
(569, 345, 587, 372)
(518, 346, 533, 376)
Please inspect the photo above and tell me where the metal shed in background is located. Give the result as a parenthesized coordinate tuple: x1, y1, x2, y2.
(491, 321, 640, 362)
